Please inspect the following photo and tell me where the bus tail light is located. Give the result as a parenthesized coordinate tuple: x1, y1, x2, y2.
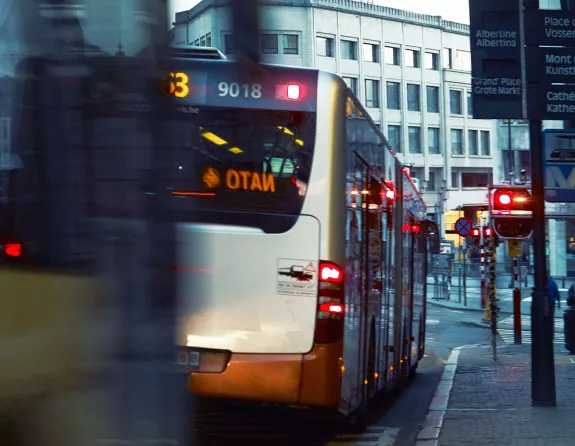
(287, 84, 301, 100)
(314, 261, 345, 344)
(4, 242, 22, 257)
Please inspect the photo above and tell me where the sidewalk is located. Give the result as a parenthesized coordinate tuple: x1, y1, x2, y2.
(428, 282, 568, 317)
(418, 344, 575, 445)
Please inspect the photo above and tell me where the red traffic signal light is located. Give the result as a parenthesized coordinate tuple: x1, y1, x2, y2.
(492, 188, 532, 213)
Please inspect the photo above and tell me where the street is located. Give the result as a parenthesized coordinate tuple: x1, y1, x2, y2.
(188, 303, 489, 446)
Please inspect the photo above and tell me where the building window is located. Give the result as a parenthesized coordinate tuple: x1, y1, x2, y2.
(451, 169, 459, 188)
(386, 81, 400, 110)
(455, 50, 472, 71)
(408, 126, 421, 154)
(317, 36, 334, 57)
(462, 171, 491, 188)
(343, 77, 358, 95)
(262, 34, 279, 54)
(481, 131, 491, 156)
(427, 86, 439, 113)
(451, 129, 463, 155)
(450, 90, 462, 115)
(467, 91, 473, 116)
(443, 48, 453, 68)
(428, 127, 440, 154)
(200, 36, 206, 46)
(283, 34, 298, 54)
(224, 35, 235, 54)
(205, 33, 211, 47)
(405, 49, 420, 68)
(428, 171, 436, 191)
(425, 52, 439, 70)
(365, 79, 380, 108)
(468, 130, 478, 156)
(363, 43, 380, 63)
(387, 125, 401, 152)
(407, 84, 421, 112)
(341, 40, 357, 60)
(385, 46, 400, 65)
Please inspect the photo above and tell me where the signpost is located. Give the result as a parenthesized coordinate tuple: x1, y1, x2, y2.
(469, 0, 556, 408)
(542, 130, 575, 202)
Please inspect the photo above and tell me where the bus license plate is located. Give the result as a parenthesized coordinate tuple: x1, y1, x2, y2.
(177, 349, 200, 370)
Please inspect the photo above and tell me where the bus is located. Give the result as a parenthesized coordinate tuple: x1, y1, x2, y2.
(166, 47, 438, 417)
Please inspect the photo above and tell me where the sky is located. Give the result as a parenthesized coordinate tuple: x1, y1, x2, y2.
(168, 0, 471, 26)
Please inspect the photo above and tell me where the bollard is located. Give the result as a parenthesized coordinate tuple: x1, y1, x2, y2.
(481, 279, 486, 308)
(513, 287, 522, 344)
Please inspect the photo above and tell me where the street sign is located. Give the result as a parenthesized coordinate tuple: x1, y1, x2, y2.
(525, 47, 575, 84)
(524, 10, 575, 47)
(542, 129, 575, 202)
(527, 85, 575, 120)
(508, 239, 522, 258)
(469, 0, 523, 119)
(454, 217, 472, 236)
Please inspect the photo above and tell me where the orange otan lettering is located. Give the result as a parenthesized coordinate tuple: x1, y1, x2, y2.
(239, 170, 250, 190)
(226, 169, 240, 189)
(262, 173, 275, 192)
(250, 172, 262, 191)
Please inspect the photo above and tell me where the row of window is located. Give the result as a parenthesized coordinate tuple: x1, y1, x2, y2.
(386, 125, 490, 157)
(416, 169, 492, 192)
(191, 32, 212, 48)
(223, 32, 299, 55)
(317, 36, 471, 71)
(344, 78, 473, 116)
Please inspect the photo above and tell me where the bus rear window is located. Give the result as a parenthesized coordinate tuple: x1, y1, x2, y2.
(162, 107, 316, 233)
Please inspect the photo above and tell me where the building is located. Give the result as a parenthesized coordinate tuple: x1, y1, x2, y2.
(173, 0, 500, 243)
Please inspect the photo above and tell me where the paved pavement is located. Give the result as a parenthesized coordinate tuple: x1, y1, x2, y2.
(431, 344, 575, 445)
(427, 281, 568, 318)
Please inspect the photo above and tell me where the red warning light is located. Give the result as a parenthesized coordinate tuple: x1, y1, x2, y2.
(411, 224, 420, 233)
(497, 193, 512, 206)
(472, 228, 480, 237)
(484, 227, 493, 237)
(385, 190, 395, 200)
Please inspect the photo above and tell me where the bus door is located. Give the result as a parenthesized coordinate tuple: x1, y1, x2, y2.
(366, 175, 383, 398)
(401, 213, 415, 376)
(343, 152, 370, 411)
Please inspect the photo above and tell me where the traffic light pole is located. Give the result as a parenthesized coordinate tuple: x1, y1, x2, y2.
(529, 119, 556, 407)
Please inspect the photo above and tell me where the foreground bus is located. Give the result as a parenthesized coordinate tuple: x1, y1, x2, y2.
(165, 49, 436, 416)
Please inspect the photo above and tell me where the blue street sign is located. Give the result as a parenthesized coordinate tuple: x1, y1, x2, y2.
(542, 129, 575, 202)
(455, 217, 472, 236)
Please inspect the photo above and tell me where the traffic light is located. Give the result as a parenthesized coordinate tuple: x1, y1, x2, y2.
(492, 188, 532, 213)
(490, 187, 533, 239)
(493, 219, 534, 239)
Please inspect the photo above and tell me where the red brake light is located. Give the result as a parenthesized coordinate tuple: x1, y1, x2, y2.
(286, 84, 300, 100)
(412, 224, 420, 233)
(5, 243, 22, 257)
(318, 303, 344, 314)
(320, 263, 342, 282)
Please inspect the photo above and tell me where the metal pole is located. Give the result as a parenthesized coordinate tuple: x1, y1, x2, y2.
(480, 218, 486, 308)
(488, 238, 497, 361)
(463, 246, 467, 307)
(529, 119, 556, 407)
(513, 256, 522, 344)
(508, 120, 515, 182)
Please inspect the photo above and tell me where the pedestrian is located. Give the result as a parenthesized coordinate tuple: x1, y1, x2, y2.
(568, 282, 575, 307)
(548, 275, 561, 309)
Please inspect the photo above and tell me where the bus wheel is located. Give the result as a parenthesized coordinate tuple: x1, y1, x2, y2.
(408, 363, 418, 378)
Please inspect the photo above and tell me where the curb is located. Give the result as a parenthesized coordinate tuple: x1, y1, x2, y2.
(414, 347, 462, 446)
(428, 300, 513, 318)
(459, 319, 490, 329)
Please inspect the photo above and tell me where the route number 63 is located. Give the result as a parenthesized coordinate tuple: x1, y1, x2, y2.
(218, 82, 262, 99)
(161, 72, 190, 98)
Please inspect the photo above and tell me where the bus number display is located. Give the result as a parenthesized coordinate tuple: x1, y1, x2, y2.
(218, 82, 262, 99)
(162, 72, 190, 98)
(203, 167, 275, 192)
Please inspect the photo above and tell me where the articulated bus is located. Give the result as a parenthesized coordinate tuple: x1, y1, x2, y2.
(164, 48, 438, 416)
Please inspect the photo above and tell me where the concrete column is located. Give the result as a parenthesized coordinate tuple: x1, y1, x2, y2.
(549, 219, 567, 277)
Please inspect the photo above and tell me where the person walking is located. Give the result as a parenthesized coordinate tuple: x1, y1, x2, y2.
(548, 275, 561, 310)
